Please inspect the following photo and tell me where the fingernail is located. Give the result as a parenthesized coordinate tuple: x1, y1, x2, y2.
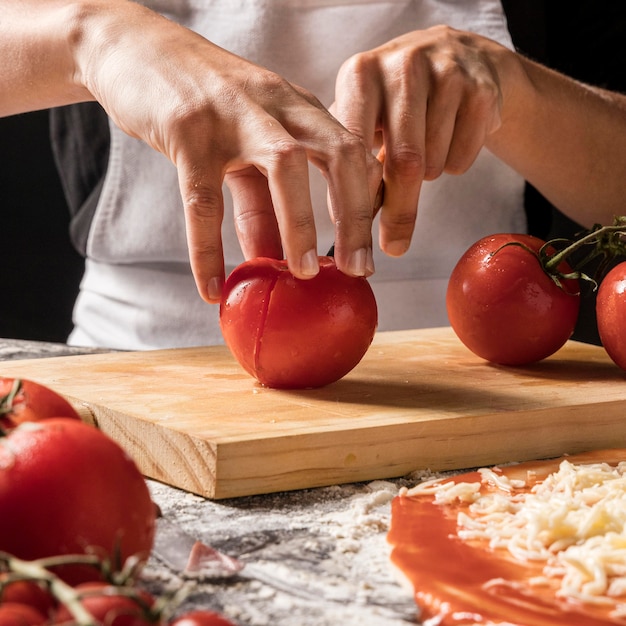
(207, 276, 224, 301)
(384, 240, 410, 257)
(366, 247, 375, 275)
(300, 249, 319, 277)
(348, 248, 371, 276)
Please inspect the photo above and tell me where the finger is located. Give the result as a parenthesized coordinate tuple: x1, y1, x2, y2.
(177, 160, 226, 303)
(225, 166, 283, 260)
(259, 136, 320, 279)
(323, 137, 377, 277)
(333, 53, 386, 213)
(445, 78, 502, 174)
(273, 95, 376, 277)
(333, 52, 382, 153)
(377, 59, 428, 257)
(422, 61, 464, 180)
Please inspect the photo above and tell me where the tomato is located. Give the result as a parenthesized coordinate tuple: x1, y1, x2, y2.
(0, 378, 80, 430)
(54, 582, 156, 626)
(170, 610, 237, 626)
(446, 233, 580, 365)
(596, 261, 626, 370)
(0, 419, 156, 585)
(0, 603, 46, 626)
(0, 579, 56, 619)
(220, 256, 378, 388)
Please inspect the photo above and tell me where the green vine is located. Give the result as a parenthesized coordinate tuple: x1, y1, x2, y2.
(0, 551, 187, 626)
(0, 379, 22, 417)
(491, 216, 626, 293)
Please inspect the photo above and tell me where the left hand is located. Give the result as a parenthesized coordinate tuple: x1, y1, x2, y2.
(332, 25, 504, 257)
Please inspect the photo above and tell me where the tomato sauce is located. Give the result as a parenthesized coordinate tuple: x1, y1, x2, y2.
(388, 454, 626, 626)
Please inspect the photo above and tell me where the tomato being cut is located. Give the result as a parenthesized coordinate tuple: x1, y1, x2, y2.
(0, 419, 156, 585)
(220, 256, 378, 388)
(0, 378, 80, 430)
(596, 261, 626, 371)
(446, 233, 580, 365)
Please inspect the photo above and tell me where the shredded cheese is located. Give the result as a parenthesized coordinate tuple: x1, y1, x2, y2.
(404, 460, 626, 616)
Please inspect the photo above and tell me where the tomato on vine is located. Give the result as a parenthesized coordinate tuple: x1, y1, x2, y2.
(447, 233, 581, 365)
(53, 582, 157, 626)
(0, 602, 46, 626)
(0, 578, 56, 620)
(0, 378, 80, 430)
(596, 261, 626, 371)
(170, 610, 237, 626)
(447, 218, 626, 365)
(0, 419, 156, 585)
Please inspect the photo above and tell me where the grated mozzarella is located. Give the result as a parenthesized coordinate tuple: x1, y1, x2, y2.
(405, 459, 626, 614)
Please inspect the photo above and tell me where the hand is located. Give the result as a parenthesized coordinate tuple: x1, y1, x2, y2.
(75, 2, 381, 302)
(332, 25, 504, 257)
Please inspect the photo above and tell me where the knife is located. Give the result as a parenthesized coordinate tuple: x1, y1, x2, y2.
(152, 517, 417, 620)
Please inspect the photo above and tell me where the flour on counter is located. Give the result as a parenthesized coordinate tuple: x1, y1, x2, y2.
(143, 478, 421, 626)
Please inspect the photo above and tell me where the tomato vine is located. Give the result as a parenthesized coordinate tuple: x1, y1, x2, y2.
(491, 215, 626, 292)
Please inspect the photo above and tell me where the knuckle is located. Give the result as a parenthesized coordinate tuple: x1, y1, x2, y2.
(189, 239, 222, 260)
(387, 147, 425, 181)
(443, 158, 471, 176)
(290, 211, 315, 234)
(384, 208, 417, 237)
(269, 139, 308, 170)
(338, 49, 378, 81)
(444, 146, 477, 175)
(184, 186, 223, 223)
(333, 132, 368, 163)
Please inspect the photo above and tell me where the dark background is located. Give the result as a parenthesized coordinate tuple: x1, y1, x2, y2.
(1, 1, 624, 343)
(501, 0, 626, 344)
(0, 109, 84, 342)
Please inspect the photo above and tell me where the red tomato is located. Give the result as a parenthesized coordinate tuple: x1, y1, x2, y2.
(596, 262, 626, 370)
(0, 604, 46, 626)
(0, 419, 156, 585)
(220, 256, 378, 388)
(54, 582, 156, 626)
(170, 610, 236, 626)
(0, 579, 56, 619)
(0, 377, 80, 430)
(446, 234, 580, 365)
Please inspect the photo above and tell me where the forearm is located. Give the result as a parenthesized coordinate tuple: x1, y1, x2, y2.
(487, 51, 626, 227)
(0, 1, 89, 115)
(0, 0, 163, 117)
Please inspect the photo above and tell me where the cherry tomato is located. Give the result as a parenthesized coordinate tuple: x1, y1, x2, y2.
(54, 582, 156, 626)
(0, 419, 156, 585)
(170, 610, 237, 626)
(446, 233, 580, 365)
(596, 261, 626, 370)
(0, 604, 46, 626)
(0, 579, 56, 619)
(0, 378, 80, 430)
(220, 256, 377, 388)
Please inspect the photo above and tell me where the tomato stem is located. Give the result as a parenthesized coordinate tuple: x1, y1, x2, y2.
(541, 216, 626, 287)
(0, 552, 97, 625)
(0, 379, 22, 416)
(0, 551, 165, 626)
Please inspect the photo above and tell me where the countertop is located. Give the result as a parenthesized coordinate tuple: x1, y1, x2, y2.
(0, 338, 429, 626)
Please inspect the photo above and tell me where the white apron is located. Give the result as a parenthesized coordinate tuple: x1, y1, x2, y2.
(69, 0, 525, 349)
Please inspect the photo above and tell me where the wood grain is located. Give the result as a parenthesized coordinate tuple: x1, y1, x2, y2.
(3, 327, 625, 499)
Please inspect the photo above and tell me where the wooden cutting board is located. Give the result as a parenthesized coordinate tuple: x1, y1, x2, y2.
(2, 327, 626, 499)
